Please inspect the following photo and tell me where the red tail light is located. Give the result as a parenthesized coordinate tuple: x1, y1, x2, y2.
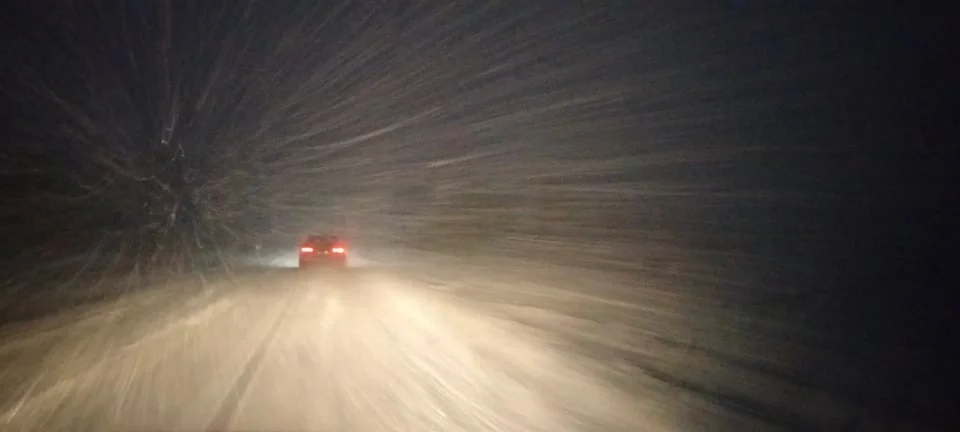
(300, 246, 314, 253)
(331, 247, 345, 254)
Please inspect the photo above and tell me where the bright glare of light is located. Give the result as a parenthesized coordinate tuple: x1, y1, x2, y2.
(331, 247, 345, 253)
(300, 247, 314, 253)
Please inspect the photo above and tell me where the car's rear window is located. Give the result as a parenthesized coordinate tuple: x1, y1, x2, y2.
(305, 236, 338, 246)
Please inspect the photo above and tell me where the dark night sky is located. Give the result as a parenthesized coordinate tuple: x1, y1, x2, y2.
(0, 0, 955, 424)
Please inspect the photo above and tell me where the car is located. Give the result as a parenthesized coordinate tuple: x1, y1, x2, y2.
(298, 235, 348, 269)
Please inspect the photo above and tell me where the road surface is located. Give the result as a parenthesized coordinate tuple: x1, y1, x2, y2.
(0, 255, 922, 431)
